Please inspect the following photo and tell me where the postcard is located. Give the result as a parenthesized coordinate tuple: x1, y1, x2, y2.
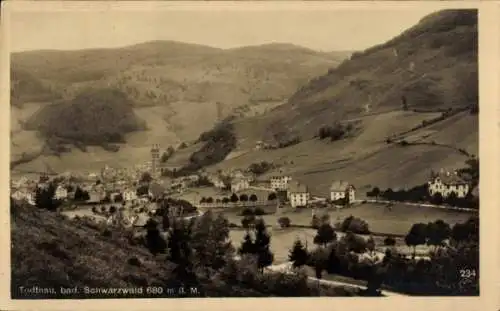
(1, 1, 498, 311)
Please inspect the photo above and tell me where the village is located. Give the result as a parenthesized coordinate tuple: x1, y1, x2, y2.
(10, 143, 478, 235)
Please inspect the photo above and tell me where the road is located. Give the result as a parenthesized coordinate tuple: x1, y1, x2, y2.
(358, 199, 478, 213)
(265, 262, 408, 297)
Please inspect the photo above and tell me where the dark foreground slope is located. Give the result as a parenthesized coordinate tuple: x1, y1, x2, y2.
(10, 204, 357, 298)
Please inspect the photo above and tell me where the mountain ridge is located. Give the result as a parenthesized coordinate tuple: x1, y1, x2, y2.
(197, 9, 479, 194)
(11, 40, 349, 173)
(257, 9, 477, 141)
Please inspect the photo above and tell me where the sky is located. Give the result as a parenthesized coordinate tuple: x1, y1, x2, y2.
(10, 7, 441, 53)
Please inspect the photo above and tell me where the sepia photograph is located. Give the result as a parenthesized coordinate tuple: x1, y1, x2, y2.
(5, 1, 481, 302)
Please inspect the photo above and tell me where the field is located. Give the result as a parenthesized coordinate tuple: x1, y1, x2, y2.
(208, 110, 475, 196)
(229, 226, 433, 266)
(417, 112, 478, 155)
(221, 202, 474, 235)
(219, 201, 475, 264)
(10, 103, 46, 161)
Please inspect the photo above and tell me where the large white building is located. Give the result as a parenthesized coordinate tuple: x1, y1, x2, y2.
(288, 181, 310, 208)
(270, 176, 292, 191)
(428, 171, 470, 198)
(330, 181, 356, 204)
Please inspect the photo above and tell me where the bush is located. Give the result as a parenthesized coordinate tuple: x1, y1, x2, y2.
(384, 236, 397, 246)
(254, 207, 265, 216)
(344, 232, 367, 253)
(102, 229, 112, 237)
(268, 193, 277, 201)
(340, 216, 370, 234)
(311, 215, 321, 229)
(274, 132, 301, 149)
(318, 122, 354, 141)
(127, 257, 142, 267)
(248, 161, 273, 175)
(179, 121, 237, 175)
(277, 217, 291, 228)
(241, 215, 256, 229)
(241, 208, 254, 216)
(230, 193, 239, 203)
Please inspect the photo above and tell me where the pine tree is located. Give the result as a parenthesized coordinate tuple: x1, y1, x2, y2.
(366, 236, 376, 255)
(191, 210, 233, 276)
(34, 187, 44, 209)
(74, 186, 84, 201)
(289, 239, 308, 268)
(145, 219, 166, 255)
(210, 213, 235, 269)
(313, 223, 336, 247)
(168, 219, 196, 288)
(238, 231, 255, 255)
(254, 219, 274, 272)
(168, 219, 188, 263)
(35, 183, 58, 211)
(162, 213, 170, 231)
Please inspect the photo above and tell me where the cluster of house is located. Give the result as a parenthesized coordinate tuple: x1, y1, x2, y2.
(269, 175, 356, 208)
(206, 169, 256, 193)
(10, 163, 203, 207)
(269, 168, 477, 208)
(427, 170, 477, 198)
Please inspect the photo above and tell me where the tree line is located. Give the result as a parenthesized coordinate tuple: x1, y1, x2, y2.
(288, 216, 479, 295)
(200, 193, 259, 204)
(177, 121, 237, 176)
(366, 184, 478, 209)
(136, 208, 342, 296)
(317, 122, 354, 141)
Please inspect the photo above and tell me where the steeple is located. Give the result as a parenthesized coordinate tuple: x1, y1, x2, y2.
(151, 144, 160, 176)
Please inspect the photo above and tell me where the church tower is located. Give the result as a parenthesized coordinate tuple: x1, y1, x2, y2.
(151, 144, 160, 176)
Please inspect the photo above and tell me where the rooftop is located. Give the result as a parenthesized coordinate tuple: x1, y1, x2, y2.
(330, 181, 351, 192)
(432, 172, 468, 185)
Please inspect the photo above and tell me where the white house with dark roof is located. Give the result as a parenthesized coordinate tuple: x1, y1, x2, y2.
(330, 181, 356, 203)
(288, 181, 310, 208)
(428, 171, 470, 198)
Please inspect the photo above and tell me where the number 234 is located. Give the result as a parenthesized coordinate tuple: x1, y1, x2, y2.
(460, 269, 477, 278)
